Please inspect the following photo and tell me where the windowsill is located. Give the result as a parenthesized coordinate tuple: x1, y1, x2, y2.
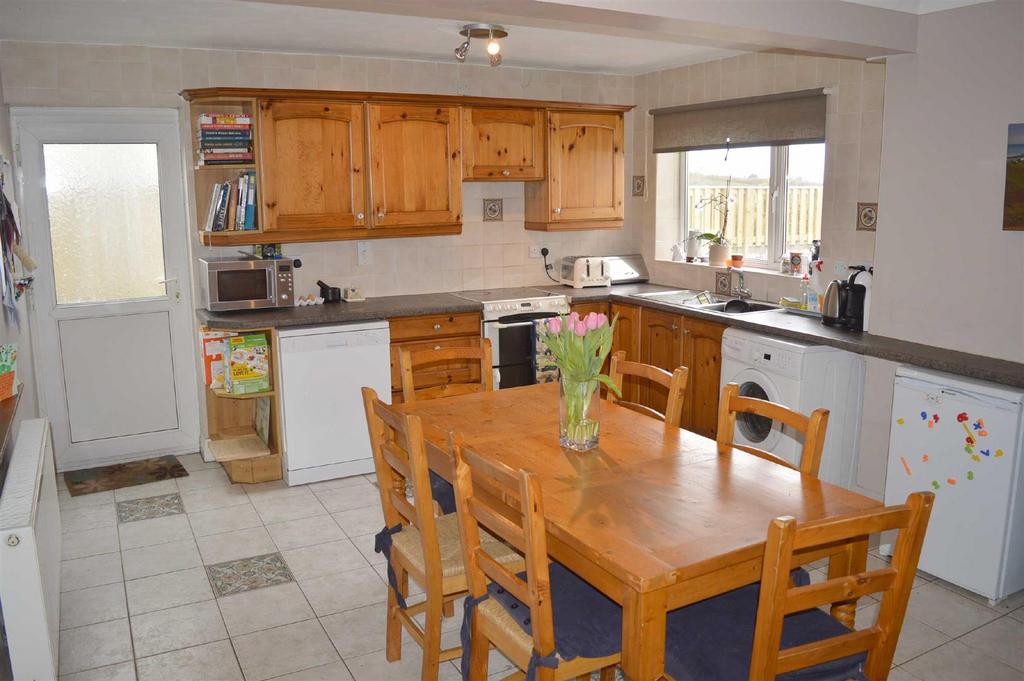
(656, 258, 803, 280)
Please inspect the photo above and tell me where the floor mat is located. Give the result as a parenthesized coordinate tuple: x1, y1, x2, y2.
(63, 454, 189, 496)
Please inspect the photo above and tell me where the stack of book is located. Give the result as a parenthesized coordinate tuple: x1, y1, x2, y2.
(204, 170, 258, 231)
(196, 112, 253, 166)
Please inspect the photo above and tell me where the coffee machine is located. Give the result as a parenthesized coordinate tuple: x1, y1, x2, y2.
(822, 266, 870, 331)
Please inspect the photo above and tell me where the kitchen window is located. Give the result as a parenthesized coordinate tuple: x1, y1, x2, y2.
(660, 141, 824, 267)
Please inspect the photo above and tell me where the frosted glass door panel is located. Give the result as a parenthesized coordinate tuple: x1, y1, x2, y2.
(43, 143, 167, 305)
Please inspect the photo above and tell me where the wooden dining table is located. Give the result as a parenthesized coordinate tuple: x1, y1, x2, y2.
(395, 383, 882, 681)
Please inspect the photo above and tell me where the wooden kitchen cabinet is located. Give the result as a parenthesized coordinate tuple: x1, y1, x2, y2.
(638, 307, 684, 415)
(388, 313, 482, 404)
(610, 303, 641, 402)
(569, 301, 609, 318)
(462, 107, 545, 180)
(258, 100, 368, 239)
(525, 110, 625, 231)
(368, 103, 462, 231)
(680, 317, 726, 438)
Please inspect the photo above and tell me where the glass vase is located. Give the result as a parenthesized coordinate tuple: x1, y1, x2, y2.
(559, 377, 601, 451)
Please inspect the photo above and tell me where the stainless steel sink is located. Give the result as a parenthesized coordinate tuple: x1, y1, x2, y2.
(699, 301, 779, 314)
(631, 290, 779, 314)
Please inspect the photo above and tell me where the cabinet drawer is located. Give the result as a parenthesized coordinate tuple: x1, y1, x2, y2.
(389, 337, 481, 391)
(388, 313, 481, 342)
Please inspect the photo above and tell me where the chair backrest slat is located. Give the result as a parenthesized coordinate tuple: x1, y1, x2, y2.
(453, 444, 556, 659)
(748, 492, 934, 681)
(361, 387, 444, 583)
(399, 339, 494, 404)
(717, 382, 830, 478)
(608, 351, 689, 429)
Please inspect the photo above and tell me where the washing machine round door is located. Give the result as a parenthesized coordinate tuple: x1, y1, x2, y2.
(730, 368, 786, 454)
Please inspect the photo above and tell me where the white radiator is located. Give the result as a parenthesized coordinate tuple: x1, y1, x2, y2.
(0, 419, 60, 680)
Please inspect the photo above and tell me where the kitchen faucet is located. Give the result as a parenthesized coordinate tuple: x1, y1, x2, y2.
(728, 267, 752, 300)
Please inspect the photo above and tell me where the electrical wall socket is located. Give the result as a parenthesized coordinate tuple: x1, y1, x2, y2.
(529, 245, 546, 259)
(357, 240, 371, 267)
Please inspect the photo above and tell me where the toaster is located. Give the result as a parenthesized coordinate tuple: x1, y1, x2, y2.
(560, 256, 611, 289)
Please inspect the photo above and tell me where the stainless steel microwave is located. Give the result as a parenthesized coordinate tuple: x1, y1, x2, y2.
(198, 257, 295, 311)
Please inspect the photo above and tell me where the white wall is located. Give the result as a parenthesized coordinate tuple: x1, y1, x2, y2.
(872, 0, 1024, 363)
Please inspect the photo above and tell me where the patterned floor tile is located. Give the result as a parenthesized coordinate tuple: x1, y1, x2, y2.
(206, 552, 294, 597)
(116, 493, 185, 523)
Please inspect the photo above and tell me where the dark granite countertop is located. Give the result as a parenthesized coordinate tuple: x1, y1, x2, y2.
(197, 284, 1024, 388)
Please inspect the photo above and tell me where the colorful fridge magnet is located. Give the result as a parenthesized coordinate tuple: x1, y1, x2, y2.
(897, 417, 905, 425)
(921, 454, 929, 462)
(920, 411, 928, 420)
(957, 412, 969, 423)
(900, 456, 912, 476)
(981, 449, 991, 457)
(972, 454, 981, 462)
(931, 480, 941, 490)
(946, 478, 957, 486)
(967, 471, 975, 480)
(996, 449, 1005, 458)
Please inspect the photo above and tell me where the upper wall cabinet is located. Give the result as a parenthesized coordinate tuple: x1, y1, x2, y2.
(462, 107, 545, 181)
(525, 110, 625, 231)
(258, 100, 368, 239)
(368, 103, 462, 230)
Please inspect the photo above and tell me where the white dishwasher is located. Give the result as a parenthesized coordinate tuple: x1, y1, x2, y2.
(278, 321, 391, 485)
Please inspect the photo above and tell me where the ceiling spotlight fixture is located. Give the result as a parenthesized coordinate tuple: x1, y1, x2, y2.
(454, 23, 507, 66)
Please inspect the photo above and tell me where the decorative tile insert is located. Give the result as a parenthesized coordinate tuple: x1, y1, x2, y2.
(715, 271, 731, 295)
(482, 198, 503, 221)
(116, 493, 185, 523)
(206, 552, 294, 597)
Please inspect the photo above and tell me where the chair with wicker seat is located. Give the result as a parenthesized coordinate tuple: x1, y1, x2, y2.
(361, 387, 524, 681)
(607, 350, 688, 429)
(398, 339, 493, 404)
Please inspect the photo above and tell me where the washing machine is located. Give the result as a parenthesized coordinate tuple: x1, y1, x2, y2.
(719, 328, 865, 489)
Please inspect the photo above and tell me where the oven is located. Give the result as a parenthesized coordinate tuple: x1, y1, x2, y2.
(483, 310, 561, 389)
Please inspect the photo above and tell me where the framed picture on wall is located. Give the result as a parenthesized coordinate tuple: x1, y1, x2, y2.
(1003, 123, 1024, 231)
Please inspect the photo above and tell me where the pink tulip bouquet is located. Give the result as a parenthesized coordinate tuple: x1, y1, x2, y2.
(537, 311, 620, 450)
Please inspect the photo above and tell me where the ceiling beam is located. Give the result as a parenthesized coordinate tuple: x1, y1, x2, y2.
(243, 0, 918, 58)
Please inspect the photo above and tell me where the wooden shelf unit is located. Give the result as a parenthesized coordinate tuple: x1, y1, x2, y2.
(202, 327, 283, 483)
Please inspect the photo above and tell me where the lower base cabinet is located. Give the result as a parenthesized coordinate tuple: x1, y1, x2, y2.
(681, 317, 726, 439)
(388, 313, 482, 403)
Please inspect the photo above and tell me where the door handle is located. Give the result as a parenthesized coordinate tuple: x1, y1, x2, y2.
(157, 276, 180, 303)
(502, 169, 511, 176)
(156, 277, 178, 284)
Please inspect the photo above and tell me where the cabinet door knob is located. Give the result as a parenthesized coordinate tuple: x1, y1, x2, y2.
(433, 323, 442, 331)
(434, 345, 442, 350)
(356, 212, 364, 220)
(553, 207, 561, 214)
(502, 169, 511, 176)
(671, 324, 678, 331)
(377, 211, 385, 219)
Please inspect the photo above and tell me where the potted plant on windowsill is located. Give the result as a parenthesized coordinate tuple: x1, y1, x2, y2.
(695, 176, 734, 267)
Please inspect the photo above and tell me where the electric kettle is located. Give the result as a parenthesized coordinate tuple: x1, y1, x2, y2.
(821, 266, 869, 331)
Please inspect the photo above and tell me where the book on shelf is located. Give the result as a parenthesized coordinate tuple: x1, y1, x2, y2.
(197, 112, 253, 166)
(199, 113, 252, 125)
(204, 171, 258, 232)
(199, 151, 254, 166)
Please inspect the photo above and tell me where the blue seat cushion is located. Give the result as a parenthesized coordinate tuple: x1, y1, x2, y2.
(665, 568, 868, 681)
(487, 562, 623, 662)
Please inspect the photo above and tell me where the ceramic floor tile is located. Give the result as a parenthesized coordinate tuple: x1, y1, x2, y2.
(320, 602, 389, 658)
(242, 480, 310, 501)
(177, 452, 221, 472)
(344, 647, 463, 681)
(58, 618, 133, 676)
(310, 481, 380, 513)
(855, 602, 950, 665)
(217, 581, 314, 636)
(308, 474, 373, 492)
(62, 524, 120, 560)
(196, 526, 277, 565)
(175, 467, 232, 492)
(116, 493, 185, 523)
(118, 513, 193, 550)
(1012, 606, 1024, 623)
(992, 589, 1024, 615)
(125, 566, 214, 615)
(178, 484, 250, 513)
(885, 669, 923, 681)
(62, 503, 117, 534)
(62, 553, 124, 592)
(231, 619, 340, 681)
(130, 599, 228, 658)
(188, 502, 262, 537)
(206, 552, 294, 597)
(268, 661, 353, 681)
(902, 640, 1023, 681)
(60, 582, 127, 630)
(959, 615, 1024, 671)
(59, 489, 115, 510)
(298, 565, 388, 617)
(59, 660, 136, 681)
(280, 539, 368, 580)
(252, 492, 328, 524)
(349, 532, 386, 565)
(135, 640, 243, 681)
(906, 581, 1002, 638)
(330, 505, 384, 538)
(266, 514, 345, 551)
(113, 479, 179, 502)
(122, 537, 202, 580)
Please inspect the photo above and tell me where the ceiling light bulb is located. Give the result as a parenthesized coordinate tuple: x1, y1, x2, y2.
(486, 39, 500, 55)
(454, 40, 470, 62)
(488, 51, 502, 67)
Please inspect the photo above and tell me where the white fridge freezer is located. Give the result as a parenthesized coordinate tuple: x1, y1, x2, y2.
(278, 322, 391, 485)
(884, 365, 1024, 602)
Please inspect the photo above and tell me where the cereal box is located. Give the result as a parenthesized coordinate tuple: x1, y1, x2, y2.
(201, 332, 233, 389)
(224, 334, 271, 395)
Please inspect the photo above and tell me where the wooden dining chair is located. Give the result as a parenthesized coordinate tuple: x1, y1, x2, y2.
(452, 443, 621, 681)
(360, 387, 523, 681)
(663, 491, 934, 681)
(716, 381, 831, 478)
(607, 350, 689, 428)
(398, 338, 494, 404)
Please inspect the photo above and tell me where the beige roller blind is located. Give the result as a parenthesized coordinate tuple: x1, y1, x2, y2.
(651, 89, 826, 153)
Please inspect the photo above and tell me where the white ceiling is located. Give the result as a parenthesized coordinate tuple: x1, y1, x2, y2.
(0, 0, 740, 75)
(845, 0, 990, 13)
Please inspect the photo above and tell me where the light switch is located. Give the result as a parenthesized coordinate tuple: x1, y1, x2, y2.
(357, 241, 371, 267)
